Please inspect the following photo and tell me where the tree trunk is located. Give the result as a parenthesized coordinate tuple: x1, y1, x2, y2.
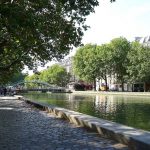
(144, 82, 146, 92)
(93, 78, 96, 91)
(132, 84, 134, 92)
(105, 75, 108, 91)
(121, 81, 124, 92)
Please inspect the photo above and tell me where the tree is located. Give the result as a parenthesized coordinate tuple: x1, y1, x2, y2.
(73, 38, 132, 91)
(73, 44, 98, 90)
(24, 73, 40, 88)
(25, 64, 70, 87)
(73, 44, 114, 91)
(38, 69, 49, 83)
(127, 42, 150, 84)
(109, 37, 131, 91)
(96, 44, 113, 90)
(0, 68, 26, 85)
(39, 64, 70, 87)
(0, 0, 99, 78)
(8, 72, 27, 84)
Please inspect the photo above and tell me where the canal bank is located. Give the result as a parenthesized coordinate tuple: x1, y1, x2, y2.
(72, 91, 150, 96)
(0, 96, 127, 150)
(23, 91, 150, 131)
(24, 98, 150, 150)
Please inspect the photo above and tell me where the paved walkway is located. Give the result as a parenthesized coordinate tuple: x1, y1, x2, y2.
(73, 91, 150, 96)
(0, 97, 128, 150)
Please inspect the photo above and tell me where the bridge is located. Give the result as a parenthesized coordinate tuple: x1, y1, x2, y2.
(10, 80, 68, 93)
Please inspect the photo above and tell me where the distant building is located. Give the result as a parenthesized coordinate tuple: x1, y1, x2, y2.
(135, 36, 150, 47)
(58, 57, 77, 82)
(96, 75, 132, 92)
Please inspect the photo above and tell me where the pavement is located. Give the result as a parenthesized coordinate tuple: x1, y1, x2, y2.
(72, 91, 150, 96)
(0, 96, 128, 150)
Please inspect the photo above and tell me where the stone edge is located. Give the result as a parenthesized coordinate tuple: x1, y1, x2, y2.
(24, 98, 150, 150)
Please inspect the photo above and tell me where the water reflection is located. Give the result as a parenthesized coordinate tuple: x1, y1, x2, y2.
(23, 92, 150, 131)
(95, 95, 117, 114)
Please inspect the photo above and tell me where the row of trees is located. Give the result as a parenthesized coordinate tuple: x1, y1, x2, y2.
(73, 37, 150, 91)
(25, 64, 70, 88)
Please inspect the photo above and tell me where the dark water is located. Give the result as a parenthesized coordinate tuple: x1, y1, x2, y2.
(23, 92, 150, 131)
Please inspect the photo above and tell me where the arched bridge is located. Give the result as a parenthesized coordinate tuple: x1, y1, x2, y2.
(11, 80, 67, 93)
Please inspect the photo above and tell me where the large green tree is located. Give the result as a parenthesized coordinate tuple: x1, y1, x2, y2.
(25, 64, 70, 87)
(8, 72, 27, 84)
(0, 0, 99, 78)
(73, 44, 113, 90)
(0, 69, 26, 85)
(41, 64, 70, 87)
(73, 44, 97, 88)
(96, 44, 113, 89)
(127, 42, 150, 84)
(24, 73, 40, 88)
(109, 37, 131, 91)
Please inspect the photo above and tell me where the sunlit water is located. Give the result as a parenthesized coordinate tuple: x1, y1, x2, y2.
(23, 92, 150, 131)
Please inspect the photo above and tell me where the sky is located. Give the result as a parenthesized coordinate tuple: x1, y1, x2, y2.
(82, 0, 150, 45)
(25, 0, 150, 74)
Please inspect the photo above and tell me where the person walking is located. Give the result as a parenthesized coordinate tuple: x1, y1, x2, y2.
(3, 87, 7, 96)
(0, 87, 3, 95)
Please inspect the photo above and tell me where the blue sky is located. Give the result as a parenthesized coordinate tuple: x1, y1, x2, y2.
(82, 0, 150, 45)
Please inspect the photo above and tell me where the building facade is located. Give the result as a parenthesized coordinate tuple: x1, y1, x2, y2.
(58, 57, 77, 83)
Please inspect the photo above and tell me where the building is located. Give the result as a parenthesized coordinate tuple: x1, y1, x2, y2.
(135, 36, 150, 47)
(96, 75, 132, 92)
(58, 57, 77, 82)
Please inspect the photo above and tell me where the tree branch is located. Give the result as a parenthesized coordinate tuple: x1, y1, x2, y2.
(0, 49, 30, 70)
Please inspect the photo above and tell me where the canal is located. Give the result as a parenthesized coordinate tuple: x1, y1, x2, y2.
(23, 92, 150, 131)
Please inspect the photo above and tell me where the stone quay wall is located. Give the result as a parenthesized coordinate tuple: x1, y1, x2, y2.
(24, 98, 150, 150)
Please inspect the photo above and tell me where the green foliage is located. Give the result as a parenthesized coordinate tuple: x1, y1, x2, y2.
(73, 44, 97, 82)
(0, 70, 26, 85)
(73, 37, 150, 91)
(9, 72, 27, 84)
(73, 37, 140, 91)
(109, 37, 131, 88)
(95, 44, 113, 87)
(24, 73, 40, 88)
(41, 64, 70, 87)
(25, 64, 70, 87)
(0, 0, 99, 77)
(73, 43, 113, 90)
(127, 42, 150, 83)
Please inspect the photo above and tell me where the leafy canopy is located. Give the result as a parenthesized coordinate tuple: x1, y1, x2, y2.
(73, 44, 97, 82)
(109, 37, 131, 84)
(73, 43, 113, 89)
(41, 64, 70, 87)
(127, 42, 150, 83)
(25, 64, 70, 87)
(73, 37, 132, 91)
(0, 0, 99, 76)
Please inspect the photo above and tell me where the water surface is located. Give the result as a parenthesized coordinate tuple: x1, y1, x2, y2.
(23, 92, 150, 131)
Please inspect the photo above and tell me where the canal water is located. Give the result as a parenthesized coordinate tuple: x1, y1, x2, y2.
(23, 92, 150, 131)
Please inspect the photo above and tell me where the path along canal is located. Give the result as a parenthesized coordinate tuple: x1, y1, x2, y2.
(23, 92, 150, 131)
